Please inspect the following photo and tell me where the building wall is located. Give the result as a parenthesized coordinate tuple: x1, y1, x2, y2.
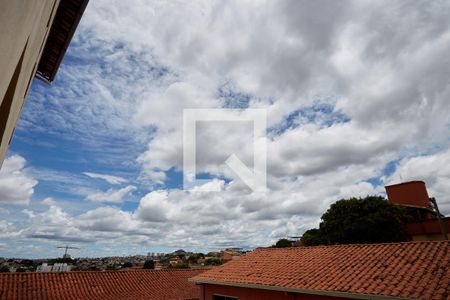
(406, 217, 450, 240)
(200, 284, 349, 300)
(0, 0, 60, 167)
(411, 233, 449, 241)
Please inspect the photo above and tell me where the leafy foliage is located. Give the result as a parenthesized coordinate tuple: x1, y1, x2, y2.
(106, 264, 119, 270)
(301, 196, 410, 246)
(170, 262, 189, 269)
(205, 258, 222, 266)
(0, 265, 9, 272)
(301, 229, 328, 246)
(143, 260, 155, 269)
(274, 238, 292, 248)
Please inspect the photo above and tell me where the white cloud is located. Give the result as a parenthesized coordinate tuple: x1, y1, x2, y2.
(135, 191, 169, 222)
(77, 206, 139, 232)
(86, 185, 137, 203)
(4, 0, 450, 254)
(41, 197, 56, 206)
(192, 179, 225, 193)
(83, 172, 127, 185)
(103, 0, 450, 186)
(0, 155, 38, 205)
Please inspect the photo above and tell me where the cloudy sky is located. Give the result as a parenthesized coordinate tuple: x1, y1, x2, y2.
(1, 0, 450, 258)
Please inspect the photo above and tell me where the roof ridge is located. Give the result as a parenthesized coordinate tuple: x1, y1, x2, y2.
(0, 268, 208, 276)
(255, 240, 448, 251)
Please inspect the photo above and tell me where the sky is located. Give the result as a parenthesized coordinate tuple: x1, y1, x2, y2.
(1, 0, 450, 258)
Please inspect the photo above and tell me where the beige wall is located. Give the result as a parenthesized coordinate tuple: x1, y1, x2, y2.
(0, 0, 60, 167)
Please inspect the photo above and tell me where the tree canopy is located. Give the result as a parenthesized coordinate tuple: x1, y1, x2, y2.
(143, 260, 155, 269)
(0, 265, 9, 272)
(300, 196, 409, 246)
(274, 238, 292, 248)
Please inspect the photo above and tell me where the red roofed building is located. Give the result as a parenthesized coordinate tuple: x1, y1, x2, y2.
(191, 241, 449, 300)
(0, 269, 204, 300)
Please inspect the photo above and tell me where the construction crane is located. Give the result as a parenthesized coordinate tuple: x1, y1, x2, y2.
(57, 245, 80, 259)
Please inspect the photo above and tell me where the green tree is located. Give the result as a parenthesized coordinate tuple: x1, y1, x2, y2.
(205, 258, 222, 266)
(300, 229, 328, 246)
(21, 259, 35, 267)
(0, 265, 9, 272)
(106, 264, 118, 270)
(171, 262, 189, 269)
(143, 260, 155, 269)
(122, 262, 133, 268)
(301, 196, 409, 246)
(274, 238, 292, 248)
(187, 255, 198, 264)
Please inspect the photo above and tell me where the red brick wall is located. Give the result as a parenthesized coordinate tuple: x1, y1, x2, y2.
(200, 284, 349, 300)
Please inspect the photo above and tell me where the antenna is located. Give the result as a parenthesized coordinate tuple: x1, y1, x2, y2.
(57, 245, 80, 258)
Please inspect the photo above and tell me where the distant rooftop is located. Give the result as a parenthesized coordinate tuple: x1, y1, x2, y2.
(0, 269, 204, 300)
(192, 241, 450, 299)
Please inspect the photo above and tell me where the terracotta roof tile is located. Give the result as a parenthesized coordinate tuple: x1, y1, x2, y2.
(0, 269, 205, 300)
(192, 241, 450, 299)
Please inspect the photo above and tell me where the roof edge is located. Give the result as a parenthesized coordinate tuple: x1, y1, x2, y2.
(189, 279, 408, 300)
(384, 180, 425, 188)
(36, 0, 90, 83)
(251, 240, 448, 251)
(0, 268, 208, 276)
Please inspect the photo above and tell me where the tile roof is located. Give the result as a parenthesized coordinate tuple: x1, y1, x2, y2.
(0, 269, 204, 300)
(192, 241, 450, 300)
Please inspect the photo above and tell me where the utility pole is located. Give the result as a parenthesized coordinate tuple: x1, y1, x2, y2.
(429, 197, 448, 240)
(57, 245, 80, 258)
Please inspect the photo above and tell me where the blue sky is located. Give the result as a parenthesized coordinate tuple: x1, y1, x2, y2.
(1, 0, 450, 258)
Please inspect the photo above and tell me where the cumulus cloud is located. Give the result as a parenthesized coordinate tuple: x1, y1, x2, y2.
(17, 167, 383, 249)
(83, 172, 128, 185)
(79, 0, 450, 185)
(135, 191, 170, 222)
(23, 205, 95, 243)
(4, 0, 450, 254)
(41, 197, 57, 206)
(86, 185, 137, 203)
(0, 155, 38, 205)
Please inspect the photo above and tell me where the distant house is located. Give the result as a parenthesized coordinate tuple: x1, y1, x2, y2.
(36, 263, 71, 272)
(191, 241, 449, 300)
(0, 269, 204, 299)
(220, 248, 243, 262)
(170, 256, 184, 266)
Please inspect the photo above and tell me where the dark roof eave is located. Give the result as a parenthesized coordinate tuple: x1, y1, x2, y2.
(36, 0, 89, 84)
